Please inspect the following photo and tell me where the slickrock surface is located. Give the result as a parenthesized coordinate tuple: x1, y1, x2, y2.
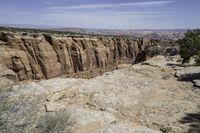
(0, 56, 199, 133)
(0, 32, 160, 81)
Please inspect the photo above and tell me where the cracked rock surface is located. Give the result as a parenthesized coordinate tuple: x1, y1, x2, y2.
(0, 56, 199, 133)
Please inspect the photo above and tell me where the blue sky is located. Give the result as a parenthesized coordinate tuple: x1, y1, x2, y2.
(0, 0, 199, 29)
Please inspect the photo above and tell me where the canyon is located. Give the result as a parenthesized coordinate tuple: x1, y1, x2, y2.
(0, 32, 160, 81)
(0, 31, 199, 133)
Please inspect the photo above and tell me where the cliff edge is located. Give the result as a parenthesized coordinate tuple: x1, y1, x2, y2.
(0, 32, 159, 81)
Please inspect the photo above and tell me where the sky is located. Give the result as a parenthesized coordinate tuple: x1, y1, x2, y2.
(0, 0, 199, 29)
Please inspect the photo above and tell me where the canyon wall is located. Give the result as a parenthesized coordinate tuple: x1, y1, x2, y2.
(0, 32, 159, 81)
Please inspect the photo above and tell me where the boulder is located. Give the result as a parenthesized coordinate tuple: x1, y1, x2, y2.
(0, 64, 18, 81)
(176, 67, 200, 80)
(193, 80, 200, 87)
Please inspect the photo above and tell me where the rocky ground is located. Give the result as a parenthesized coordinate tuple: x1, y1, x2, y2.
(0, 56, 200, 133)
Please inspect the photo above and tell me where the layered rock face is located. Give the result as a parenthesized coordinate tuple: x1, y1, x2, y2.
(0, 32, 159, 81)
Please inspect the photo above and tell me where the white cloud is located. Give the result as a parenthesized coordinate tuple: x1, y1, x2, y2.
(42, 10, 172, 29)
(0, 0, 177, 29)
(42, 1, 174, 29)
(48, 0, 174, 10)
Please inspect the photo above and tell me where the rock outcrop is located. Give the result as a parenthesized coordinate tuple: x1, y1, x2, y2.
(176, 67, 200, 80)
(0, 56, 199, 133)
(0, 32, 160, 81)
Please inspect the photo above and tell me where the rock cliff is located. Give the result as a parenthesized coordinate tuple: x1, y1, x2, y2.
(0, 32, 159, 81)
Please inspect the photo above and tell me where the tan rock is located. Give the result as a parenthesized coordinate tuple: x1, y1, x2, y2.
(0, 32, 161, 80)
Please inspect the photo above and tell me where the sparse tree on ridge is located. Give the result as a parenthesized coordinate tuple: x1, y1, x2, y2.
(178, 29, 200, 64)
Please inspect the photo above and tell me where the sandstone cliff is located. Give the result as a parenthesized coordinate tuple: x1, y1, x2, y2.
(0, 32, 159, 81)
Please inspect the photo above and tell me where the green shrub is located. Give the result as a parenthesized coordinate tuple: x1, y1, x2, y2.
(178, 29, 200, 64)
(36, 110, 74, 133)
(196, 50, 200, 65)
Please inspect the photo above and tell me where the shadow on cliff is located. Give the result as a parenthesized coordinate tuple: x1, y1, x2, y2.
(179, 110, 200, 133)
(166, 63, 184, 67)
(133, 52, 147, 64)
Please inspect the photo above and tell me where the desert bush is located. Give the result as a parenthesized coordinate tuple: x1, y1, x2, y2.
(196, 51, 200, 65)
(36, 110, 74, 133)
(178, 29, 200, 64)
(160, 127, 172, 133)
